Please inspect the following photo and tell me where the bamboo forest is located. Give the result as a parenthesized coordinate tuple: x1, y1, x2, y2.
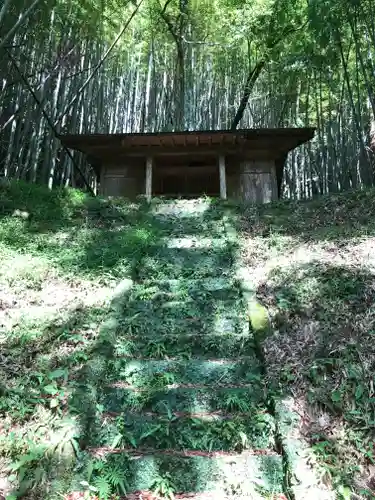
(4, 2, 375, 500)
(1, 0, 375, 198)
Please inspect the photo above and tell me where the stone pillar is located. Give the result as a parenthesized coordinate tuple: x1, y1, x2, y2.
(219, 155, 227, 200)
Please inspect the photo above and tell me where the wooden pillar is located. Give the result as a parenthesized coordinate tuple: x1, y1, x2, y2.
(219, 155, 227, 200)
(145, 156, 153, 202)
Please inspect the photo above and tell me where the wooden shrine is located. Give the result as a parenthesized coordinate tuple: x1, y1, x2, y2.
(59, 128, 315, 203)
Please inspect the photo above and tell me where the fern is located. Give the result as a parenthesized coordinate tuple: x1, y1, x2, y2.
(222, 392, 251, 412)
(86, 456, 129, 499)
(106, 464, 128, 493)
(93, 475, 111, 499)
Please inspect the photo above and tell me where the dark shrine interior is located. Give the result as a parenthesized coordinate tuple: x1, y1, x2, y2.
(152, 158, 220, 198)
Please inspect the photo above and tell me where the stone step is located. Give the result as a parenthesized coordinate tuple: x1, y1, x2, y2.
(104, 358, 263, 387)
(146, 244, 233, 260)
(81, 450, 284, 498)
(149, 202, 226, 224)
(126, 492, 285, 500)
(128, 279, 242, 303)
(100, 385, 266, 414)
(109, 277, 243, 313)
(150, 198, 216, 215)
(114, 315, 249, 338)
(136, 276, 240, 292)
(119, 294, 246, 319)
(104, 314, 248, 342)
(111, 296, 248, 337)
(138, 248, 234, 280)
(90, 409, 276, 452)
(159, 236, 230, 249)
(112, 333, 256, 359)
(144, 215, 227, 238)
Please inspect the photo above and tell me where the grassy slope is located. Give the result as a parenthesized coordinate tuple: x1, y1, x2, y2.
(1, 184, 281, 500)
(239, 189, 375, 499)
(0, 182, 158, 498)
(1, 181, 375, 499)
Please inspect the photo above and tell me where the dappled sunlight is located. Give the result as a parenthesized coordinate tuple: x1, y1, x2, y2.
(190, 394, 211, 415)
(62, 197, 284, 498)
(1, 178, 375, 498)
(212, 313, 249, 336)
(346, 237, 375, 269)
(242, 232, 375, 292)
(273, 396, 334, 500)
(255, 260, 375, 496)
(0, 248, 113, 352)
(164, 236, 227, 249)
(150, 197, 213, 217)
(1, 187, 285, 498)
(236, 191, 375, 497)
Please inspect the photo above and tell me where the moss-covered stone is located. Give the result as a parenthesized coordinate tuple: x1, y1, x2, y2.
(247, 298, 271, 335)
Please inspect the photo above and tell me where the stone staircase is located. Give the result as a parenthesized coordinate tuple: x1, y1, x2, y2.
(74, 199, 285, 499)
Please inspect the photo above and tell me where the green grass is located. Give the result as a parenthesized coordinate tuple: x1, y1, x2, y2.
(0, 181, 163, 498)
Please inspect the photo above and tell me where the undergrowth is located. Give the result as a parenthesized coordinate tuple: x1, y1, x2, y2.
(3, 180, 375, 499)
(1, 182, 252, 499)
(0, 181, 162, 498)
(240, 187, 375, 499)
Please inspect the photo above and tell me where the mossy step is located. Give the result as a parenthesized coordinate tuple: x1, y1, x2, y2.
(134, 276, 240, 293)
(80, 451, 284, 497)
(144, 216, 226, 237)
(149, 212, 227, 226)
(111, 313, 249, 338)
(111, 296, 248, 337)
(150, 198, 222, 214)
(105, 358, 263, 386)
(100, 385, 266, 414)
(127, 280, 242, 303)
(121, 295, 246, 318)
(112, 333, 256, 359)
(150, 225, 227, 239)
(90, 410, 276, 451)
(147, 245, 233, 261)
(138, 252, 233, 280)
(159, 236, 229, 249)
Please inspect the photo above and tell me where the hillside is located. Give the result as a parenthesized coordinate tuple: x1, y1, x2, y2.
(0, 182, 375, 499)
(239, 191, 375, 498)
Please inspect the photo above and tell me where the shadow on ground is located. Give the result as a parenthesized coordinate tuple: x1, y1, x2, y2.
(0, 181, 160, 281)
(0, 192, 283, 499)
(238, 187, 375, 244)
(256, 260, 375, 497)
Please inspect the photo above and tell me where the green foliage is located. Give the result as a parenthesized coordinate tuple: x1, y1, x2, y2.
(151, 472, 177, 499)
(106, 408, 274, 452)
(241, 188, 375, 498)
(0, 181, 160, 281)
(0, 366, 69, 421)
(84, 456, 129, 498)
(11, 187, 373, 499)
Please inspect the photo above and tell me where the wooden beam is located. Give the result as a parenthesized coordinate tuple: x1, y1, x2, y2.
(156, 165, 217, 177)
(145, 156, 153, 202)
(83, 144, 285, 159)
(219, 155, 227, 200)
